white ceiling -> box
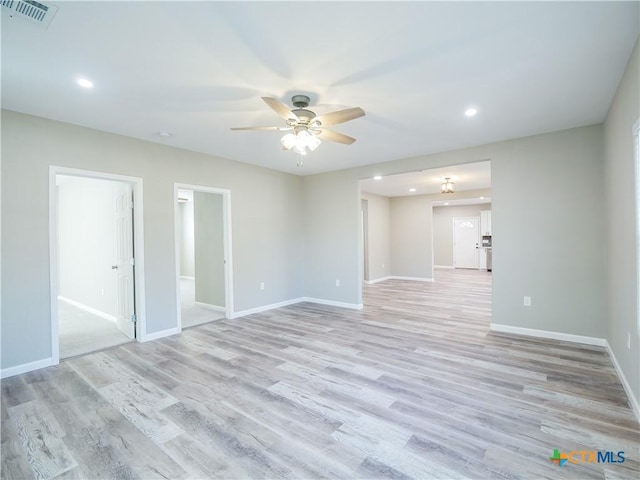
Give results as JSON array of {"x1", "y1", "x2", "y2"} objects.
[
  {"x1": 360, "y1": 161, "x2": 491, "y2": 198},
  {"x1": 2, "y1": 2, "x2": 638, "y2": 176}
]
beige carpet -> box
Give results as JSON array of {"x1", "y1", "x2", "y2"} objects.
[
  {"x1": 58, "y1": 300, "x2": 132, "y2": 359},
  {"x1": 180, "y1": 278, "x2": 225, "y2": 328}
]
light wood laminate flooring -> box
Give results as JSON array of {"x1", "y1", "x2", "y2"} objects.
[{"x1": 2, "y1": 268, "x2": 639, "y2": 479}]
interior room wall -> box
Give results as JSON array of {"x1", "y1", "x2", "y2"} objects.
[
  {"x1": 390, "y1": 196, "x2": 433, "y2": 279},
  {"x1": 1, "y1": 110, "x2": 304, "y2": 372},
  {"x1": 0, "y1": 114, "x2": 616, "y2": 383},
  {"x1": 388, "y1": 189, "x2": 492, "y2": 279},
  {"x1": 194, "y1": 191, "x2": 225, "y2": 308},
  {"x1": 303, "y1": 170, "x2": 362, "y2": 306},
  {"x1": 603, "y1": 38, "x2": 639, "y2": 408},
  {"x1": 361, "y1": 192, "x2": 391, "y2": 282},
  {"x1": 179, "y1": 200, "x2": 195, "y2": 277},
  {"x1": 433, "y1": 203, "x2": 492, "y2": 267},
  {"x1": 304, "y1": 125, "x2": 606, "y2": 341},
  {"x1": 57, "y1": 176, "x2": 120, "y2": 317}
]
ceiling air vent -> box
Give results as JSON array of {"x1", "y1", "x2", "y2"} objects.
[{"x1": 1, "y1": 0, "x2": 58, "y2": 29}]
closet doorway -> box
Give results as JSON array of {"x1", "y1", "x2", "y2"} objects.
[
  {"x1": 50, "y1": 167, "x2": 147, "y2": 361},
  {"x1": 174, "y1": 184, "x2": 233, "y2": 329}
]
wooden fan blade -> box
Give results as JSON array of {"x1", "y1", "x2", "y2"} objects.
[
  {"x1": 314, "y1": 129, "x2": 356, "y2": 145},
  {"x1": 262, "y1": 97, "x2": 298, "y2": 122},
  {"x1": 230, "y1": 126, "x2": 292, "y2": 131},
  {"x1": 315, "y1": 107, "x2": 365, "y2": 126}
]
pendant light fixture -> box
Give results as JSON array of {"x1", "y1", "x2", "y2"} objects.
[{"x1": 441, "y1": 177, "x2": 455, "y2": 194}]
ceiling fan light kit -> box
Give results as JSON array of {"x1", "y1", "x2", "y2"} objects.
[
  {"x1": 281, "y1": 129, "x2": 321, "y2": 155},
  {"x1": 232, "y1": 94, "x2": 365, "y2": 159}
]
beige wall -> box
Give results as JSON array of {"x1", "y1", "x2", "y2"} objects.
[
  {"x1": 194, "y1": 192, "x2": 225, "y2": 308},
  {"x1": 387, "y1": 188, "x2": 491, "y2": 278},
  {"x1": 303, "y1": 170, "x2": 362, "y2": 305},
  {"x1": 433, "y1": 203, "x2": 492, "y2": 267},
  {"x1": 390, "y1": 196, "x2": 433, "y2": 279},
  {"x1": 362, "y1": 190, "x2": 492, "y2": 277},
  {"x1": 305, "y1": 125, "x2": 606, "y2": 339},
  {"x1": 604, "y1": 38, "x2": 640, "y2": 408},
  {"x1": 179, "y1": 201, "x2": 195, "y2": 277},
  {"x1": 361, "y1": 193, "x2": 391, "y2": 281},
  {"x1": 1, "y1": 110, "x2": 305, "y2": 370}
]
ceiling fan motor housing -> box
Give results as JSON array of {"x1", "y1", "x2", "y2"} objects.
[
  {"x1": 292, "y1": 109, "x2": 317, "y2": 125},
  {"x1": 291, "y1": 94, "x2": 311, "y2": 108}
]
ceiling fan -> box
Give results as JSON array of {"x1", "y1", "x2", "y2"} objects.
[{"x1": 231, "y1": 95, "x2": 365, "y2": 155}]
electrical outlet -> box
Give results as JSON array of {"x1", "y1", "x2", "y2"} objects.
[
  {"x1": 101, "y1": 288, "x2": 105, "y2": 296},
  {"x1": 523, "y1": 296, "x2": 531, "y2": 307},
  {"x1": 260, "y1": 282, "x2": 265, "y2": 291},
  {"x1": 628, "y1": 332, "x2": 631, "y2": 350},
  {"x1": 336, "y1": 279, "x2": 341, "y2": 287}
]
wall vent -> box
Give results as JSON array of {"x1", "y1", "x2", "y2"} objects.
[{"x1": 1, "y1": 0, "x2": 58, "y2": 29}]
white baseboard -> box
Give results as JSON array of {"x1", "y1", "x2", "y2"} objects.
[
  {"x1": 194, "y1": 301, "x2": 226, "y2": 312},
  {"x1": 231, "y1": 296, "x2": 364, "y2": 319},
  {"x1": 489, "y1": 324, "x2": 638, "y2": 422},
  {"x1": 58, "y1": 296, "x2": 117, "y2": 323},
  {"x1": 388, "y1": 276, "x2": 434, "y2": 282},
  {"x1": 141, "y1": 327, "x2": 180, "y2": 342},
  {"x1": 1, "y1": 357, "x2": 56, "y2": 379},
  {"x1": 364, "y1": 276, "x2": 392, "y2": 285},
  {"x1": 489, "y1": 323, "x2": 607, "y2": 346},
  {"x1": 605, "y1": 341, "x2": 640, "y2": 422},
  {"x1": 230, "y1": 298, "x2": 305, "y2": 319},
  {"x1": 434, "y1": 265, "x2": 454, "y2": 269},
  {"x1": 365, "y1": 276, "x2": 434, "y2": 284},
  {"x1": 303, "y1": 297, "x2": 363, "y2": 310},
  {"x1": 180, "y1": 275, "x2": 195, "y2": 280}
]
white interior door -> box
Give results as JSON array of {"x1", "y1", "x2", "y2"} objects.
[
  {"x1": 115, "y1": 184, "x2": 136, "y2": 339},
  {"x1": 453, "y1": 217, "x2": 480, "y2": 269}
]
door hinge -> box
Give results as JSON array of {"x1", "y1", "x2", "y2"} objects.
[
  {"x1": 130, "y1": 314, "x2": 137, "y2": 323},
  {"x1": 130, "y1": 258, "x2": 135, "y2": 266}
]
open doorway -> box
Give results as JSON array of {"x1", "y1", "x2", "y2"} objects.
[
  {"x1": 432, "y1": 200, "x2": 492, "y2": 271},
  {"x1": 359, "y1": 161, "x2": 491, "y2": 283},
  {"x1": 174, "y1": 184, "x2": 233, "y2": 329},
  {"x1": 358, "y1": 161, "x2": 492, "y2": 320},
  {"x1": 54, "y1": 174, "x2": 138, "y2": 358}
]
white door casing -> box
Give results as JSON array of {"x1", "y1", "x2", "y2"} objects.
[
  {"x1": 49, "y1": 166, "x2": 147, "y2": 369},
  {"x1": 453, "y1": 217, "x2": 480, "y2": 269},
  {"x1": 115, "y1": 183, "x2": 136, "y2": 339}
]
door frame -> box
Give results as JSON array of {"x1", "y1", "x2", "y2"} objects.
[
  {"x1": 49, "y1": 166, "x2": 147, "y2": 364},
  {"x1": 452, "y1": 216, "x2": 480, "y2": 269},
  {"x1": 173, "y1": 183, "x2": 234, "y2": 330},
  {"x1": 361, "y1": 199, "x2": 369, "y2": 283}
]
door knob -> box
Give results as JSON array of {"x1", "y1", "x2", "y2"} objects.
[{"x1": 111, "y1": 265, "x2": 118, "y2": 270}]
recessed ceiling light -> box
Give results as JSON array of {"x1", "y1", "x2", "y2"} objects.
[
  {"x1": 464, "y1": 107, "x2": 478, "y2": 117},
  {"x1": 409, "y1": 188, "x2": 416, "y2": 192},
  {"x1": 480, "y1": 196, "x2": 485, "y2": 199},
  {"x1": 374, "y1": 175, "x2": 382, "y2": 180},
  {"x1": 76, "y1": 78, "x2": 94, "y2": 89},
  {"x1": 157, "y1": 131, "x2": 173, "y2": 138},
  {"x1": 444, "y1": 202, "x2": 450, "y2": 206}
]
